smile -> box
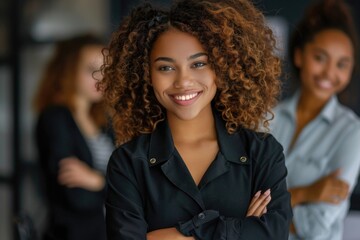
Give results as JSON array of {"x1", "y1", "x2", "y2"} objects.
[
  {"x1": 173, "y1": 92, "x2": 199, "y2": 101},
  {"x1": 316, "y1": 78, "x2": 334, "y2": 90}
]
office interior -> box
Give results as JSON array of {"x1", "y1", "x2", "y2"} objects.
[{"x1": 1, "y1": 0, "x2": 359, "y2": 239}]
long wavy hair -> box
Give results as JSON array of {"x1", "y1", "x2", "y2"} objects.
[
  {"x1": 33, "y1": 34, "x2": 108, "y2": 127},
  {"x1": 100, "y1": 0, "x2": 282, "y2": 145}
]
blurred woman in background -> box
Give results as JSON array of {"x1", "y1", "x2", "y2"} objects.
[
  {"x1": 271, "y1": 0, "x2": 360, "y2": 239},
  {"x1": 33, "y1": 34, "x2": 114, "y2": 240}
]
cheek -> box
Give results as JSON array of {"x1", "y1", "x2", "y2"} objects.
[
  {"x1": 79, "y1": 74, "x2": 98, "y2": 94},
  {"x1": 201, "y1": 72, "x2": 217, "y2": 88},
  {"x1": 151, "y1": 73, "x2": 173, "y2": 92},
  {"x1": 300, "y1": 63, "x2": 321, "y2": 79},
  {"x1": 152, "y1": 81, "x2": 170, "y2": 98},
  {"x1": 339, "y1": 72, "x2": 352, "y2": 86},
  {"x1": 306, "y1": 60, "x2": 322, "y2": 73}
]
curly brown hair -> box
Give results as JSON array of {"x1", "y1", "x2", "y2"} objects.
[
  {"x1": 100, "y1": 0, "x2": 281, "y2": 144},
  {"x1": 33, "y1": 34, "x2": 108, "y2": 127}
]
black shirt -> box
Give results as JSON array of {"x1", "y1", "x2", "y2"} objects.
[{"x1": 106, "y1": 111, "x2": 292, "y2": 239}]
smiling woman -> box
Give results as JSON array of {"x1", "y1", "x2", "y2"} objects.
[
  {"x1": 99, "y1": 0, "x2": 292, "y2": 239},
  {"x1": 270, "y1": 0, "x2": 360, "y2": 239}
]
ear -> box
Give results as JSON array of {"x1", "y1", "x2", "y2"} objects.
[{"x1": 294, "y1": 48, "x2": 303, "y2": 68}]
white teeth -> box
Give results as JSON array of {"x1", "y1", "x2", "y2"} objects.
[
  {"x1": 317, "y1": 79, "x2": 333, "y2": 89},
  {"x1": 174, "y1": 92, "x2": 198, "y2": 101}
]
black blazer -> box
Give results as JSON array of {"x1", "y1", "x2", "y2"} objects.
[
  {"x1": 106, "y1": 110, "x2": 292, "y2": 239},
  {"x1": 36, "y1": 105, "x2": 109, "y2": 240}
]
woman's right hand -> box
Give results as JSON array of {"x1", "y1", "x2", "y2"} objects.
[
  {"x1": 58, "y1": 157, "x2": 105, "y2": 191},
  {"x1": 246, "y1": 189, "x2": 271, "y2": 217},
  {"x1": 305, "y1": 169, "x2": 349, "y2": 204},
  {"x1": 290, "y1": 169, "x2": 349, "y2": 206}
]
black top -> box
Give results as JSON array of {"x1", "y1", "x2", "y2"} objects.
[
  {"x1": 36, "y1": 105, "x2": 111, "y2": 240},
  {"x1": 106, "y1": 111, "x2": 292, "y2": 239}
]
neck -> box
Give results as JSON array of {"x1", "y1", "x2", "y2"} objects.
[
  {"x1": 297, "y1": 90, "x2": 329, "y2": 120},
  {"x1": 74, "y1": 95, "x2": 91, "y2": 119},
  {"x1": 72, "y1": 95, "x2": 100, "y2": 137},
  {"x1": 168, "y1": 105, "x2": 217, "y2": 144}
]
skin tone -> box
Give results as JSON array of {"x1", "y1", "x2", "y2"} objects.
[
  {"x1": 288, "y1": 29, "x2": 354, "y2": 233},
  {"x1": 146, "y1": 28, "x2": 271, "y2": 240},
  {"x1": 57, "y1": 45, "x2": 106, "y2": 192}
]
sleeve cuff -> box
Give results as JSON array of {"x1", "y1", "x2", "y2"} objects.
[{"x1": 176, "y1": 210, "x2": 220, "y2": 236}]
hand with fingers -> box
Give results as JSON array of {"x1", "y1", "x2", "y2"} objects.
[
  {"x1": 290, "y1": 168, "x2": 349, "y2": 207},
  {"x1": 305, "y1": 169, "x2": 349, "y2": 204},
  {"x1": 246, "y1": 189, "x2": 271, "y2": 217},
  {"x1": 58, "y1": 157, "x2": 105, "y2": 192},
  {"x1": 146, "y1": 189, "x2": 273, "y2": 239}
]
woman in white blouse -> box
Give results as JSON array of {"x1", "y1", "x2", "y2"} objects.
[{"x1": 271, "y1": 0, "x2": 360, "y2": 239}]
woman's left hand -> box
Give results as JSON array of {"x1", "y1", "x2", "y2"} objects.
[{"x1": 246, "y1": 189, "x2": 271, "y2": 217}]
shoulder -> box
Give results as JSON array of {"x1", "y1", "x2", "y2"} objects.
[
  {"x1": 228, "y1": 128, "x2": 286, "y2": 172},
  {"x1": 36, "y1": 106, "x2": 76, "y2": 139},
  {"x1": 335, "y1": 104, "x2": 360, "y2": 125},
  {"x1": 273, "y1": 96, "x2": 292, "y2": 113},
  {"x1": 109, "y1": 134, "x2": 151, "y2": 168},
  {"x1": 238, "y1": 128, "x2": 282, "y2": 146},
  {"x1": 36, "y1": 106, "x2": 75, "y2": 139},
  {"x1": 37, "y1": 105, "x2": 72, "y2": 123},
  {"x1": 271, "y1": 97, "x2": 296, "y2": 126},
  {"x1": 238, "y1": 128, "x2": 284, "y2": 158},
  {"x1": 333, "y1": 104, "x2": 360, "y2": 136}
]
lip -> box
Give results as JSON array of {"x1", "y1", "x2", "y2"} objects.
[
  {"x1": 170, "y1": 91, "x2": 202, "y2": 106},
  {"x1": 315, "y1": 78, "x2": 334, "y2": 90}
]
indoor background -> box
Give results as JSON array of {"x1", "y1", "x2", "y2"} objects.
[{"x1": 1, "y1": 0, "x2": 359, "y2": 239}]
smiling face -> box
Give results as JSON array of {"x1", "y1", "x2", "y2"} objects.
[
  {"x1": 295, "y1": 29, "x2": 354, "y2": 102},
  {"x1": 150, "y1": 28, "x2": 217, "y2": 121}
]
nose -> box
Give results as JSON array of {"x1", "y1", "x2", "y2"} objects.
[
  {"x1": 174, "y1": 68, "x2": 194, "y2": 89},
  {"x1": 323, "y1": 61, "x2": 336, "y2": 79}
]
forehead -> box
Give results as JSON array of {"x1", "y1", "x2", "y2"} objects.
[
  {"x1": 308, "y1": 29, "x2": 354, "y2": 58},
  {"x1": 150, "y1": 29, "x2": 206, "y2": 59}
]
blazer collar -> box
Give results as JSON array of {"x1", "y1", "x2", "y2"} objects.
[{"x1": 148, "y1": 110, "x2": 249, "y2": 167}]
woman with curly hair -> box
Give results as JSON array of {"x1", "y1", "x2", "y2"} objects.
[
  {"x1": 270, "y1": 0, "x2": 360, "y2": 239},
  {"x1": 101, "y1": 0, "x2": 292, "y2": 239},
  {"x1": 33, "y1": 34, "x2": 114, "y2": 240}
]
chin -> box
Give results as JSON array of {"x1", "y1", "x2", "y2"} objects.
[
  {"x1": 313, "y1": 90, "x2": 333, "y2": 102},
  {"x1": 91, "y1": 96, "x2": 103, "y2": 103}
]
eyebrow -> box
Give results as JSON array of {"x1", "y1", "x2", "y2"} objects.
[
  {"x1": 154, "y1": 52, "x2": 208, "y2": 62},
  {"x1": 315, "y1": 47, "x2": 353, "y2": 62},
  {"x1": 188, "y1": 52, "x2": 208, "y2": 60}
]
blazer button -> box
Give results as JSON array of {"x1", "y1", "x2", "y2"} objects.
[
  {"x1": 198, "y1": 212, "x2": 205, "y2": 219},
  {"x1": 149, "y1": 158, "x2": 157, "y2": 164},
  {"x1": 239, "y1": 156, "x2": 247, "y2": 163}
]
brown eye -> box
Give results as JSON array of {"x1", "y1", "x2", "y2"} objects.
[
  {"x1": 159, "y1": 66, "x2": 174, "y2": 71},
  {"x1": 192, "y1": 62, "x2": 207, "y2": 68},
  {"x1": 337, "y1": 61, "x2": 350, "y2": 70},
  {"x1": 314, "y1": 54, "x2": 326, "y2": 63}
]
